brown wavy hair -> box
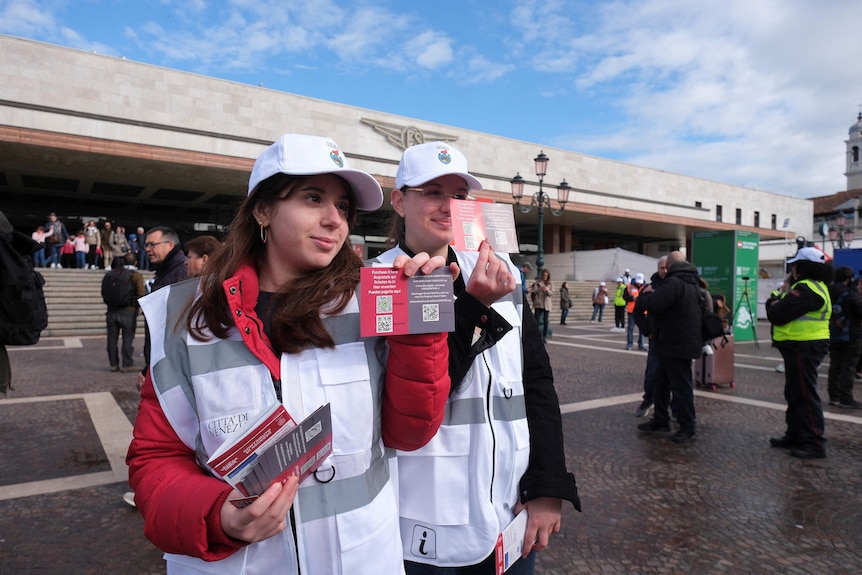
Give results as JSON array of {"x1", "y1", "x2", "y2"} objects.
[{"x1": 186, "y1": 173, "x2": 361, "y2": 353}]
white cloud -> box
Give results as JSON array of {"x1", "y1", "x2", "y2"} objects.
[
  {"x1": 0, "y1": 0, "x2": 57, "y2": 37},
  {"x1": 403, "y1": 30, "x2": 453, "y2": 70},
  {"x1": 514, "y1": 0, "x2": 862, "y2": 197}
]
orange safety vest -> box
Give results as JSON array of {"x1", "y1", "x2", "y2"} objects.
[{"x1": 625, "y1": 284, "x2": 640, "y2": 313}]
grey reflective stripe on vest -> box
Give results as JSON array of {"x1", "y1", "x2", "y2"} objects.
[
  {"x1": 443, "y1": 395, "x2": 526, "y2": 425},
  {"x1": 151, "y1": 279, "x2": 200, "y2": 416},
  {"x1": 186, "y1": 339, "x2": 262, "y2": 375},
  {"x1": 802, "y1": 280, "x2": 830, "y2": 320},
  {"x1": 492, "y1": 394, "x2": 527, "y2": 421},
  {"x1": 298, "y1": 441, "x2": 389, "y2": 522},
  {"x1": 322, "y1": 312, "x2": 362, "y2": 346}
]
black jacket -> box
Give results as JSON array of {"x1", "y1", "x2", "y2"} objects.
[
  {"x1": 633, "y1": 270, "x2": 665, "y2": 336},
  {"x1": 828, "y1": 281, "x2": 862, "y2": 341},
  {"x1": 151, "y1": 244, "x2": 188, "y2": 292},
  {"x1": 637, "y1": 261, "x2": 703, "y2": 359}
]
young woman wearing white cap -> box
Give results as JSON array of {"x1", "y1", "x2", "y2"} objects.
[
  {"x1": 127, "y1": 134, "x2": 452, "y2": 575},
  {"x1": 374, "y1": 141, "x2": 580, "y2": 575}
]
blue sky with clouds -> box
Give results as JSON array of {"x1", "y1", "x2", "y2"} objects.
[{"x1": 2, "y1": 0, "x2": 861, "y2": 198}]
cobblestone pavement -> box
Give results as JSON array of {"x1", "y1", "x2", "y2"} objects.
[{"x1": 2, "y1": 322, "x2": 861, "y2": 574}]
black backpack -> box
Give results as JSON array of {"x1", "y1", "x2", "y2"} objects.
[
  {"x1": 102, "y1": 268, "x2": 136, "y2": 308},
  {"x1": 0, "y1": 230, "x2": 48, "y2": 346},
  {"x1": 830, "y1": 287, "x2": 851, "y2": 343}
]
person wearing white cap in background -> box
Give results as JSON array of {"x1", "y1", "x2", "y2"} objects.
[
  {"x1": 622, "y1": 268, "x2": 633, "y2": 285},
  {"x1": 766, "y1": 246, "x2": 833, "y2": 459},
  {"x1": 374, "y1": 141, "x2": 580, "y2": 575},
  {"x1": 126, "y1": 133, "x2": 454, "y2": 575},
  {"x1": 590, "y1": 280, "x2": 608, "y2": 323},
  {"x1": 623, "y1": 273, "x2": 647, "y2": 351}
]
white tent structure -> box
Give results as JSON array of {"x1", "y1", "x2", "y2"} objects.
[{"x1": 516, "y1": 248, "x2": 659, "y2": 282}]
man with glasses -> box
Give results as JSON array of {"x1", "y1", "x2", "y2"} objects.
[{"x1": 124, "y1": 226, "x2": 187, "y2": 508}]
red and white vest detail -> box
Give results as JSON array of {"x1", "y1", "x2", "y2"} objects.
[{"x1": 140, "y1": 278, "x2": 405, "y2": 575}]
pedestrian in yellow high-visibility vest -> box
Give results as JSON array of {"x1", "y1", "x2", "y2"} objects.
[{"x1": 766, "y1": 247, "x2": 832, "y2": 459}]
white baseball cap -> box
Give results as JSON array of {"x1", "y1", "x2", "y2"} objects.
[
  {"x1": 599, "y1": 281, "x2": 606, "y2": 286},
  {"x1": 634, "y1": 273, "x2": 645, "y2": 284},
  {"x1": 395, "y1": 141, "x2": 483, "y2": 191},
  {"x1": 787, "y1": 247, "x2": 827, "y2": 264},
  {"x1": 248, "y1": 134, "x2": 383, "y2": 211}
]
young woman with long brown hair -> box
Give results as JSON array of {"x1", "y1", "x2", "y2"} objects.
[{"x1": 127, "y1": 134, "x2": 452, "y2": 575}]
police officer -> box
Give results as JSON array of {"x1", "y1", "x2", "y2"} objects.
[{"x1": 766, "y1": 247, "x2": 833, "y2": 459}]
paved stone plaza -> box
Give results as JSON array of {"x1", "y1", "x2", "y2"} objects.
[{"x1": 2, "y1": 321, "x2": 861, "y2": 574}]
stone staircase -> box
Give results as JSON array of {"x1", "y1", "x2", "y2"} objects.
[
  {"x1": 39, "y1": 267, "x2": 154, "y2": 337},
  {"x1": 528, "y1": 281, "x2": 607, "y2": 324},
  {"x1": 38, "y1": 271, "x2": 604, "y2": 338}
]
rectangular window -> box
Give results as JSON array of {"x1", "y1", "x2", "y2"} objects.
[
  {"x1": 716, "y1": 205, "x2": 723, "y2": 223},
  {"x1": 695, "y1": 201, "x2": 702, "y2": 208},
  {"x1": 754, "y1": 211, "x2": 760, "y2": 227},
  {"x1": 735, "y1": 208, "x2": 742, "y2": 225},
  {"x1": 771, "y1": 214, "x2": 777, "y2": 230}
]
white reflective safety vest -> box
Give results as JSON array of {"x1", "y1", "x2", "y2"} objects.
[
  {"x1": 140, "y1": 278, "x2": 405, "y2": 575},
  {"x1": 374, "y1": 247, "x2": 530, "y2": 566}
]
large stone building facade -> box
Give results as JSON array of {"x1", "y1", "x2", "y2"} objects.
[{"x1": 1, "y1": 34, "x2": 811, "y2": 268}]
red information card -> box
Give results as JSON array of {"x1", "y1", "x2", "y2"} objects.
[
  {"x1": 450, "y1": 199, "x2": 519, "y2": 253},
  {"x1": 359, "y1": 267, "x2": 455, "y2": 337}
]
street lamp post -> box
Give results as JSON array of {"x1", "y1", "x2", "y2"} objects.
[
  {"x1": 828, "y1": 212, "x2": 855, "y2": 249},
  {"x1": 510, "y1": 151, "x2": 570, "y2": 278}
]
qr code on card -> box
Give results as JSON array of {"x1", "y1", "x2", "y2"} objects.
[
  {"x1": 494, "y1": 231, "x2": 508, "y2": 245},
  {"x1": 376, "y1": 315, "x2": 393, "y2": 333},
  {"x1": 464, "y1": 236, "x2": 477, "y2": 250},
  {"x1": 422, "y1": 304, "x2": 439, "y2": 323},
  {"x1": 376, "y1": 295, "x2": 392, "y2": 314}
]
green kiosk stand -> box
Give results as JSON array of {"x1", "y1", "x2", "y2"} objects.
[{"x1": 691, "y1": 230, "x2": 760, "y2": 344}]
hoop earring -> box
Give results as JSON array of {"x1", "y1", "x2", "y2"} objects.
[{"x1": 259, "y1": 223, "x2": 268, "y2": 244}]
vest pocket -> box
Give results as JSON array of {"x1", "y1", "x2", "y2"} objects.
[
  {"x1": 398, "y1": 424, "x2": 471, "y2": 525},
  {"x1": 314, "y1": 343, "x2": 373, "y2": 455}
]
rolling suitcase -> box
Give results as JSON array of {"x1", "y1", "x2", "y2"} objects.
[{"x1": 695, "y1": 334, "x2": 735, "y2": 390}]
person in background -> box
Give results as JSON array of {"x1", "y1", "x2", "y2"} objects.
[
  {"x1": 127, "y1": 233, "x2": 140, "y2": 268},
  {"x1": 73, "y1": 229, "x2": 88, "y2": 269},
  {"x1": 520, "y1": 261, "x2": 533, "y2": 307},
  {"x1": 100, "y1": 221, "x2": 114, "y2": 270},
  {"x1": 377, "y1": 141, "x2": 579, "y2": 575},
  {"x1": 85, "y1": 220, "x2": 100, "y2": 269},
  {"x1": 136, "y1": 227, "x2": 149, "y2": 271},
  {"x1": 183, "y1": 235, "x2": 221, "y2": 277},
  {"x1": 45, "y1": 212, "x2": 69, "y2": 268},
  {"x1": 633, "y1": 256, "x2": 668, "y2": 417},
  {"x1": 126, "y1": 133, "x2": 451, "y2": 574},
  {"x1": 1, "y1": 209, "x2": 48, "y2": 395},
  {"x1": 110, "y1": 226, "x2": 131, "y2": 268},
  {"x1": 559, "y1": 281, "x2": 571, "y2": 325},
  {"x1": 590, "y1": 281, "x2": 608, "y2": 323},
  {"x1": 101, "y1": 254, "x2": 146, "y2": 372},
  {"x1": 60, "y1": 235, "x2": 76, "y2": 269},
  {"x1": 30, "y1": 225, "x2": 50, "y2": 268},
  {"x1": 612, "y1": 277, "x2": 627, "y2": 333},
  {"x1": 713, "y1": 293, "x2": 732, "y2": 332},
  {"x1": 636, "y1": 251, "x2": 703, "y2": 444},
  {"x1": 135, "y1": 226, "x2": 188, "y2": 392},
  {"x1": 530, "y1": 269, "x2": 554, "y2": 343},
  {"x1": 766, "y1": 247, "x2": 832, "y2": 459},
  {"x1": 622, "y1": 268, "x2": 633, "y2": 285},
  {"x1": 624, "y1": 273, "x2": 647, "y2": 351},
  {"x1": 826, "y1": 266, "x2": 862, "y2": 409}
]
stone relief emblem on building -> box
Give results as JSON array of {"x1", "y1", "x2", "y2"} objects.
[{"x1": 360, "y1": 118, "x2": 459, "y2": 150}]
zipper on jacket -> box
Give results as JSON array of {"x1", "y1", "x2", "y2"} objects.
[{"x1": 482, "y1": 352, "x2": 496, "y2": 503}]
